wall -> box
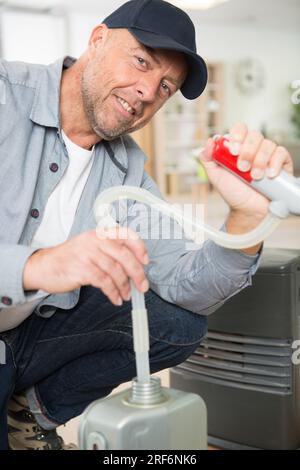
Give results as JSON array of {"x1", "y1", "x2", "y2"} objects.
[
  {"x1": 67, "y1": 11, "x2": 111, "y2": 58},
  {"x1": 1, "y1": 11, "x2": 66, "y2": 64},
  {"x1": 192, "y1": 21, "x2": 300, "y2": 139}
]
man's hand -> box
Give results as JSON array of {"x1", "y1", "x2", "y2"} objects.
[
  {"x1": 23, "y1": 227, "x2": 149, "y2": 306},
  {"x1": 199, "y1": 122, "x2": 294, "y2": 254}
]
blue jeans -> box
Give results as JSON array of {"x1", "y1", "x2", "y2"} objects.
[{"x1": 0, "y1": 287, "x2": 207, "y2": 450}]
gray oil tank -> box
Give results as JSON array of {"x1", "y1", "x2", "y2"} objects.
[{"x1": 79, "y1": 377, "x2": 207, "y2": 450}]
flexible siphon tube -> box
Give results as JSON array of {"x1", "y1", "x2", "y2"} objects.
[
  {"x1": 93, "y1": 185, "x2": 283, "y2": 386},
  {"x1": 130, "y1": 280, "x2": 150, "y2": 383},
  {"x1": 94, "y1": 186, "x2": 282, "y2": 250}
]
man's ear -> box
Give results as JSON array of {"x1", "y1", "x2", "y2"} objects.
[{"x1": 88, "y1": 24, "x2": 110, "y2": 58}]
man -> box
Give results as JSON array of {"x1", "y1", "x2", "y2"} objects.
[{"x1": 0, "y1": 0, "x2": 293, "y2": 450}]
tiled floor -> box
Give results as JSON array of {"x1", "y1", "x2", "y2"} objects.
[{"x1": 58, "y1": 190, "x2": 300, "y2": 447}]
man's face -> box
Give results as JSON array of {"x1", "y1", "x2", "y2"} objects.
[{"x1": 81, "y1": 27, "x2": 188, "y2": 140}]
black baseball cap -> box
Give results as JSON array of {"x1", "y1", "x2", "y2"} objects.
[{"x1": 103, "y1": 0, "x2": 208, "y2": 100}]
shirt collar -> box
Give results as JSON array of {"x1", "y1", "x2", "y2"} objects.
[{"x1": 30, "y1": 56, "x2": 76, "y2": 128}]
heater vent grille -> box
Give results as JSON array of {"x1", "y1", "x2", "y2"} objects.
[{"x1": 177, "y1": 331, "x2": 293, "y2": 395}]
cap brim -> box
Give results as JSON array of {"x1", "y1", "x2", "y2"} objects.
[{"x1": 128, "y1": 28, "x2": 208, "y2": 100}]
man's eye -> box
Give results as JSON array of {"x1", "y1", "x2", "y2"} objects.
[
  {"x1": 136, "y1": 57, "x2": 147, "y2": 67},
  {"x1": 161, "y1": 82, "x2": 170, "y2": 95}
]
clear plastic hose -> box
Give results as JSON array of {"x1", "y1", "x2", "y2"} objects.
[
  {"x1": 130, "y1": 280, "x2": 150, "y2": 383},
  {"x1": 94, "y1": 186, "x2": 282, "y2": 250}
]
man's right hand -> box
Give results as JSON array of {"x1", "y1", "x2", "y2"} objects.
[{"x1": 23, "y1": 227, "x2": 150, "y2": 306}]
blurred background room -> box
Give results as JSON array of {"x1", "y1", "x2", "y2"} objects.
[{"x1": 1, "y1": 0, "x2": 299, "y2": 444}]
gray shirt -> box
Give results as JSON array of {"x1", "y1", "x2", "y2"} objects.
[{"x1": 0, "y1": 56, "x2": 261, "y2": 332}]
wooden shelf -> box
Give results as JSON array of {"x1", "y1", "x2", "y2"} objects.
[
  {"x1": 165, "y1": 114, "x2": 206, "y2": 123},
  {"x1": 165, "y1": 141, "x2": 203, "y2": 149},
  {"x1": 153, "y1": 62, "x2": 225, "y2": 197}
]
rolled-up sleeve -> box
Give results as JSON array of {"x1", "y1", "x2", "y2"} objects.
[{"x1": 167, "y1": 239, "x2": 261, "y2": 315}]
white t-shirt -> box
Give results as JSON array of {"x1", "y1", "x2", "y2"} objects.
[
  {"x1": 0, "y1": 130, "x2": 95, "y2": 332},
  {"x1": 31, "y1": 130, "x2": 95, "y2": 248}
]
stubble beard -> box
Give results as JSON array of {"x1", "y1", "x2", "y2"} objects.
[{"x1": 81, "y1": 75, "x2": 139, "y2": 141}]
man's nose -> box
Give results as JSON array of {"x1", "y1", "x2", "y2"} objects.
[{"x1": 135, "y1": 74, "x2": 160, "y2": 103}]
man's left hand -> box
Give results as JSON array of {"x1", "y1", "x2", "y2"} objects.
[
  {"x1": 200, "y1": 122, "x2": 294, "y2": 218},
  {"x1": 199, "y1": 122, "x2": 294, "y2": 254}
]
